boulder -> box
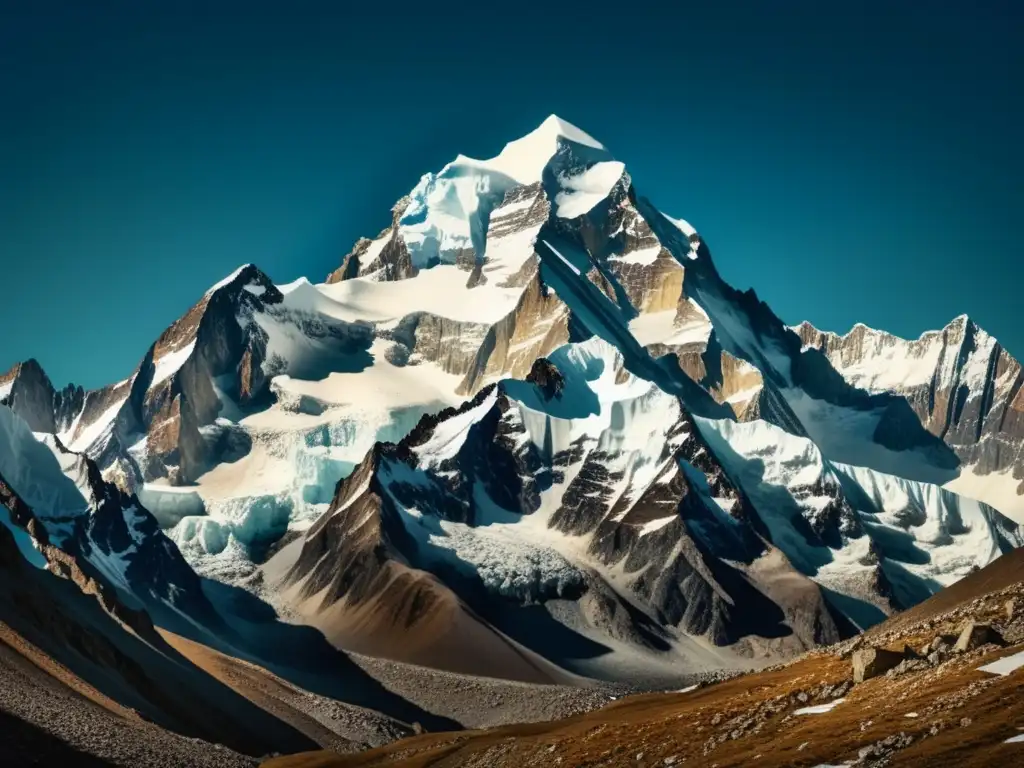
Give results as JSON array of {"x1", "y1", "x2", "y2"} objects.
[
  {"x1": 839, "y1": 635, "x2": 865, "y2": 660},
  {"x1": 953, "y1": 621, "x2": 1005, "y2": 654},
  {"x1": 1007, "y1": 599, "x2": 1016, "y2": 623},
  {"x1": 930, "y1": 635, "x2": 957, "y2": 652},
  {"x1": 853, "y1": 647, "x2": 906, "y2": 683}
]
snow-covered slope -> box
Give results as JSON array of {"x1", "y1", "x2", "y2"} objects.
[
  {"x1": 6, "y1": 114, "x2": 1022, "y2": 684},
  {"x1": 795, "y1": 318, "x2": 1024, "y2": 521},
  {"x1": 275, "y1": 336, "x2": 1020, "y2": 679}
]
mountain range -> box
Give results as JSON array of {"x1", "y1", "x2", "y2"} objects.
[{"x1": 1, "y1": 116, "x2": 1022, "y2": 762}]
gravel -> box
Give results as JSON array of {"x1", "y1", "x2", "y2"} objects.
[
  {"x1": 0, "y1": 643, "x2": 258, "y2": 767},
  {"x1": 349, "y1": 652, "x2": 640, "y2": 729}
]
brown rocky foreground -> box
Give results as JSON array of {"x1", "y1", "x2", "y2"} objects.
[{"x1": 266, "y1": 552, "x2": 1024, "y2": 768}]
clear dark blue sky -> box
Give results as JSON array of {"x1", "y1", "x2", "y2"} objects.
[{"x1": 1, "y1": 1, "x2": 1021, "y2": 388}]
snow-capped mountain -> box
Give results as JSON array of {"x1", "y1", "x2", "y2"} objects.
[{"x1": 2, "y1": 115, "x2": 1021, "y2": 684}]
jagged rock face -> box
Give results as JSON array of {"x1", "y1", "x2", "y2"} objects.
[
  {"x1": 0, "y1": 404, "x2": 221, "y2": 625},
  {"x1": 52, "y1": 265, "x2": 375, "y2": 490},
  {"x1": 796, "y1": 317, "x2": 1024, "y2": 512},
  {"x1": 0, "y1": 359, "x2": 60, "y2": 433},
  {"x1": 281, "y1": 353, "x2": 855, "y2": 672},
  {"x1": 0, "y1": 468, "x2": 158, "y2": 639},
  {"x1": 74, "y1": 457, "x2": 215, "y2": 621}
]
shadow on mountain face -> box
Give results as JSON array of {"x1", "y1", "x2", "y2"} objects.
[
  {"x1": 819, "y1": 585, "x2": 888, "y2": 633},
  {"x1": 0, "y1": 710, "x2": 114, "y2": 767},
  {"x1": 190, "y1": 578, "x2": 462, "y2": 733},
  {"x1": 633, "y1": 197, "x2": 962, "y2": 481},
  {"x1": 482, "y1": 601, "x2": 618, "y2": 671},
  {"x1": 794, "y1": 346, "x2": 962, "y2": 472},
  {"x1": 534, "y1": 236, "x2": 733, "y2": 423},
  {"x1": 879, "y1": 559, "x2": 944, "y2": 611}
]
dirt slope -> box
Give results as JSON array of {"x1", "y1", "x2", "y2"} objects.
[{"x1": 264, "y1": 552, "x2": 1024, "y2": 768}]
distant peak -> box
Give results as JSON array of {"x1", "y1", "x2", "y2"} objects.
[{"x1": 2, "y1": 358, "x2": 49, "y2": 381}]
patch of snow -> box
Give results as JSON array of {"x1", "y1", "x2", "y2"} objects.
[
  {"x1": 356, "y1": 234, "x2": 391, "y2": 272},
  {"x1": 794, "y1": 698, "x2": 846, "y2": 715},
  {"x1": 627, "y1": 309, "x2": 712, "y2": 350},
  {"x1": 639, "y1": 514, "x2": 678, "y2": 536},
  {"x1": 316, "y1": 265, "x2": 522, "y2": 325},
  {"x1": 151, "y1": 341, "x2": 196, "y2": 386},
  {"x1": 945, "y1": 467, "x2": 1024, "y2": 524},
  {"x1": 66, "y1": 398, "x2": 126, "y2": 453},
  {"x1": 611, "y1": 244, "x2": 663, "y2": 266},
  {"x1": 541, "y1": 239, "x2": 582, "y2": 276},
  {"x1": 978, "y1": 650, "x2": 1024, "y2": 676},
  {"x1": 0, "y1": 406, "x2": 90, "y2": 532},
  {"x1": 206, "y1": 264, "x2": 252, "y2": 295},
  {"x1": 554, "y1": 161, "x2": 626, "y2": 219},
  {"x1": 414, "y1": 388, "x2": 500, "y2": 465},
  {"x1": 660, "y1": 213, "x2": 697, "y2": 238},
  {"x1": 725, "y1": 385, "x2": 762, "y2": 405}
]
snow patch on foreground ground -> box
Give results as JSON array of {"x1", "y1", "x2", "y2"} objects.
[
  {"x1": 978, "y1": 650, "x2": 1024, "y2": 677},
  {"x1": 794, "y1": 698, "x2": 846, "y2": 716}
]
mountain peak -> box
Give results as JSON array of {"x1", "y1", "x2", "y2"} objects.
[
  {"x1": 534, "y1": 114, "x2": 605, "y2": 150},
  {"x1": 204, "y1": 263, "x2": 273, "y2": 297},
  {"x1": 451, "y1": 114, "x2": 611, "y2": 186}
]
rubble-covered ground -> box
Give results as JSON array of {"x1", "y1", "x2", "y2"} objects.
[{"x1": 266, "y1": 555, "x2": 1024, "y2": 768}]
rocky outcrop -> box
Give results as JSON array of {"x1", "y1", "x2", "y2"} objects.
[
  {"x1": 326, "y1": 197, "x2": 415, "y2": 283},
  {"x1": 524, "y1": 358, "x2": 565, "y2": 399},
  {"x1": 456, "y1": 264, "x2": 571, "y2": 395},
  {"x1": 852, "y1": 647, "x2": 906, "y2": 683},
  {"x1": 952, "y1": 620, "x2": 1005, "y2": 653}
]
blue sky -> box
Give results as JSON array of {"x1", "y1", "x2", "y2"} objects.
[{"x1": 1, "y1": 1, "x2": 1021, "y2": 388}]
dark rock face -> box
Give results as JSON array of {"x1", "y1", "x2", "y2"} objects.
[
  {"x1": 1, "y1": 362, "x2": 98, "y2": 440},
  {"x1": 327, "y1": 197, "x2": 416, "y2": 283},
  {"x1": 525, "y1": 358, "x2": 565, "y2": 399},
  {"x1": 0, "y1": 359, "x2": 59, "y2": 433}
]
